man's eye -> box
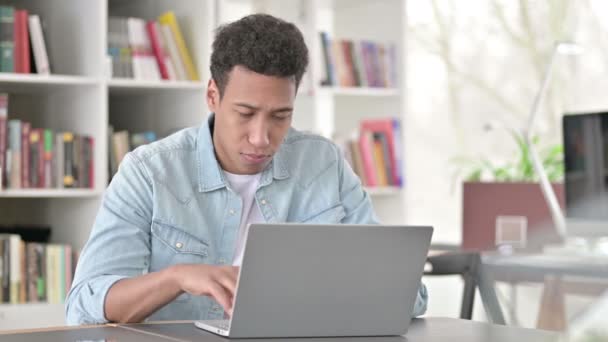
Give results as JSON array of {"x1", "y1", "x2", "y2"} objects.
[
  {"x1": 274, "y1": 114, "x2": 292, "y2": 120},
  {"x1": 239, "y1": 112, "x2": 254, "y2": 117}
]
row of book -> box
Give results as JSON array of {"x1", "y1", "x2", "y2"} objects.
[
  {"x1": 0, "y1": 6, "x2": 50, "y2": 74},
  {"x1": 0, "y1": 94, "x2": 95, "y2": 190},
  {"x1": 0, "y1": 234, "x2": 74, "y2": 304},
  {"x1": 337, "y1": 119, "x2": 403, "y2": 187},
  {"x1": 108, "y1": 11, "x2": 198, "y2": 81},
  {"x1": 319, "y1": 32, "x2": 397, "y2": 88},
  {"x1": 109, "y1": 126, "x2": 157, "y2": 177}
]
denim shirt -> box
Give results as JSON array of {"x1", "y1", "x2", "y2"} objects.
[{"x1": 65, "y1": 115, "x2": 428, "y2": 325}]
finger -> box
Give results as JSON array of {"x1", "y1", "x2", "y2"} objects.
[
  {"x1": 209, "y1": 282, "x2": 233, "y2": 314},
  {"x1": 216, "y1": 272, "x2": 237, "y2": 297}
]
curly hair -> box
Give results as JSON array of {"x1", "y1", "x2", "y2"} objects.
[{"x1": 210, "y1": 13, "x2": 309, "y2": 97}]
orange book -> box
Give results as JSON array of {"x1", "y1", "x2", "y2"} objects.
[{"x1": 372, "y1": 139, "x2": 388, "y2": 186}]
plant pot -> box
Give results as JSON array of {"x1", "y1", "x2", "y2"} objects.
[{"x1": 462, "y1": 181, "x2": 565, "y2": 252}]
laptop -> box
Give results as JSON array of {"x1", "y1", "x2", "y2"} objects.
[{"x1": 194, "y1": 223, "x2": 433, "y2": 338}]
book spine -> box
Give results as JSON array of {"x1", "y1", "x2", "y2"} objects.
[
  {"x1": 0, "y1": 93, "x2": 7, "y2": 188},
  {"x1": 14, "y1": 9, "x2": 29, "y2": 74},
  {"x1": 63, "y1": 132, "x2": 74, "y2": 188},
  {"x1": 358, "y1": 131, "x2": 377, "y2": 186},
  {"x1": 1, "y1": 238, "x2": 8, "y2": 302},
  {"x1": 158, "y1": 11, "x2": 199, "y2": 81},
  {"x1": 55, "y1": 133, "x2": 64, "y2": 188},
  {"x1": 146, "y1": 20, "x2": 169, "y2": 80},
  {"x1": 21, "y1": 121, "x2": 30, "y2": 188},
  {"x1": 7, "y1": 119, "x2": 20, "y2": 188},
  {"x1": 9, "y1": 235, "x2": 20, "y2": 304},
  {"x1": 160, "y1": 24, "x2": 186, "y2": 81},
  {"x1": 0, "y1": 6, "x2": 14, "y2": 72},
  {"x1": 87, "y1": 136, "x2": 94, "y2": 189},
  {"x1": 43, "y1": 129, "x2": 52, "y2": 188},
  {"x1": 28, "y1": 15, "x2": 50, "y2": 75}
]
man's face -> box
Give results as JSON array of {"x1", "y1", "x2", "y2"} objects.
[{"x1": 207, "y1": 65, "x2": 296, "y2": 175}]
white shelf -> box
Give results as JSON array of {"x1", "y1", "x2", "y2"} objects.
[
  {"x1": 365, "y1": 186, "x2": 402, "y2": 196},
  {"x1": 319, "y1": 87, "x2": 400, "y2": 97},
  {"x1": 0, "y1": 189, "x2": 102, "y2": 198},
  {"x1": 0, "y1": 303, "x2": 65, "y2": 330},
  {"x1": 108, "y1": 78, "x2": 206, "y2": 94},
  {"x1": 0, "y1": 74, "x2": 100, "y2": 92}
]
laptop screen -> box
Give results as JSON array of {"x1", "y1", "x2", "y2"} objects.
[{"x1": 563, "y1": 112, "x2": 608, "y2": 221}]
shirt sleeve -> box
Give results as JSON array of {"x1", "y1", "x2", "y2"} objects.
[
  {"x1": 337, "y1": 151, "x2": 429, "y2": 318},
  {"x1": 65, "y1": 153, "x2": 154, "y2": 325}
]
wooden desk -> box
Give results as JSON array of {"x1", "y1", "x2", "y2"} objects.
[{"x1": 0, "y1": 318, "x2": 560, "y2": 342}]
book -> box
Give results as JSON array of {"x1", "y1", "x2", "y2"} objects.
[
  {"x1": 127, "y1": 17, "x2": 160, "y2": 80},
  {"x1": 360, "y1": 119, "x2": 402, "y2": 186},
  {"x1": 158, "y1": 11, "x2": 199, "y2": 81},
  {"x1": 0, "y1": 6, "x2": 14, "y2": 72},
  {"x1": 146, "y1": 21, "x2": 171, "y2": 80},
  {"x1": 62, "y1": 132, "x2": 74, "y2": 188},
  {"x1": 21, "y1": 121, "x2": 30, "y2": 188},
  {"x1": 43, "y1": 129, "x2": 53, "y2": 188},
  {"x1": 8, "y1": 119, "x2": 20, "y2": 188},
  {"x1": 358, "y1": 130, "x2": 377, "y2": 187},
  {"x1": 29, "y1": 128, "x2": 44, "y2": 188},
  {"x1": 319, "y1": 32, "x2": 335, "y2": 86},
  {"x1": 0, "y1": 93, "x2": 7, "y2": 189},
  {"x1": 0, "y1": 237, "x2": 8, "y2": 302},
  {"x1": 28, "y1": 14, "x2": 50, "y2": 75},
  {"x1": 14, "y1": 9, "x2": 29, "y2": 74},
  {"x1": 160, "y1": 23, "x2": 187, "y2": 81}
]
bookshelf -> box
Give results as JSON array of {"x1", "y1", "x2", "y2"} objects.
[{"x1": 0, "y1": 0, "x2": 408, "y2": 330}]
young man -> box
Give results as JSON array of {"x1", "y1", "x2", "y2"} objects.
[{"x1": 66, "y1": 14, "x2": 428, "y2": 325}]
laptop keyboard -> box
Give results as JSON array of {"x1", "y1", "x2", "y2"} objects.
[{"x1": 206, "y1": 319, "x2": 231, "y2": 330}]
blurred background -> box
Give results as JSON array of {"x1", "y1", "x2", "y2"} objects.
[{"x1": 0, "y1": 0, "x2": 607, "y2": 339}]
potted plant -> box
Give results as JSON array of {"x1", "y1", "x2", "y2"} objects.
[{"x1": 454, "y1": 130, "x2": 565, "y2": 251}]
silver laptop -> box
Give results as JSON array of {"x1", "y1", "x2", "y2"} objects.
[{"x1": 194, "y1": 223, "x2": 433, "y2": 338}]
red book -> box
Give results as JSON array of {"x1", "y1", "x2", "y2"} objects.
[
  {"x1": 21, "y1": 121, "x2": 30, "y2": 188},
  {"x1": 13, "y1": 9, "x2": 30, "y2": 74},
  {"x1": 358, "y1": 130, "x2": 377, "y2": 187},
  {"x1": 146, "y1": 21, "x2": 169, "y2": 80},
  {"x1": 360, "y1": 119, "x2": 402, "y2": 186}
]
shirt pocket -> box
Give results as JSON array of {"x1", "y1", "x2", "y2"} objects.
[
  {"x1": 151, "y1": 220, "x2": 211, "y2": 302},
  {"x1": 299, "y1": 204, "x2": 346, "y2": 224}
]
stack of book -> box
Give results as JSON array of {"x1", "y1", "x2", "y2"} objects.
[
  {"x1": 319, "y1": 32, "x2": 397, "y2": 88},
  {"x1": 108, "y1": 11, "x2": 198, "y2": 81},
  {"x1": 337, "y1": 118, "x2": 403, "y2": 188},
  {"x1": 0, "y1": 232, "x2": 74, "y2": 304},
  {"x1": 0, "y1": 5, "x2": 50, "y2": 74},
  {"x1": 0, "y1": 93, "x2": 94, "y2": 190},
  {"x1": 108, "y1": 126, "x2": 157, "y2": 178}
]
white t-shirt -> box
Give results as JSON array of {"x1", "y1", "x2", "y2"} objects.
[{"x1": 223, "y1": 170, "x2": 265, "y2": 266}]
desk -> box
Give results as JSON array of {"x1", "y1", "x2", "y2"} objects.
[
  {"x1": 481, "y1": 253, "x2": 608, "y2": 330},
  {"x1": 0, "y1": 318, "x2": 561, "y2": 342}
]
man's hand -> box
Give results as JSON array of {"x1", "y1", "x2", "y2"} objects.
[{"x1": 174, "y1": 264, "x2": 239, "y2": 315}]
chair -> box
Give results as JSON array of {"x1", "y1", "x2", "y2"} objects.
[{"x1": 424, "y1": 245, "x2": 482, "y2": 320}]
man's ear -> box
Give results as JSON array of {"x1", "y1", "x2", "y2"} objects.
[{"x1": 207, "y1": 79, "x2": 220, "y2": 112}]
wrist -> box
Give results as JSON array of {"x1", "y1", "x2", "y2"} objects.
[{"x1": 164, "y1": 264, "x2": 185, "y2": 293}]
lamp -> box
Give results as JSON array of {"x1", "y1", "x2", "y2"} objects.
[{"x1": 524, "y1": 41, "x2": 583, "y2": 238}]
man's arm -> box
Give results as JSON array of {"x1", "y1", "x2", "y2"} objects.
[
  {"x1": 66, "y1": 153, "x2": 238, "y2": 324},
  {"x1": 336, "y1": 152, "x2": 429, "y2": 317}
]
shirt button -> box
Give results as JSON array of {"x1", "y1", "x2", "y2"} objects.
[
  {"x1": 261, "y1": 199, "x2": 267, "y2": 205},
  {"x1": 212, "y1": 305, "x2": 220, "y2": 311},
  {"x1": 229, "y1": 209, "x2": 236, "y2": 215},
  {"x1": 219, "y1": 258, "x2": 226, "y2": 264},
  {"x1": 175, "y1": 242, "x2": 183, "y2": 249}
]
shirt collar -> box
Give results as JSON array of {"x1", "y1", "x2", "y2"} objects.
[{"x1": 197, "y1": 114, "x2": 290, "y2": 193}]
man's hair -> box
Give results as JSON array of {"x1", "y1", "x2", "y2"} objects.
[{"x1": 210, "y1": 13, "x2": 309, "y2": 97}]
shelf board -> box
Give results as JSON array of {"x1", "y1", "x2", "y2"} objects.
[
  {"x1": 0, "y1": 189, "x2": 102, "y2": 198},
  {"x1": 0, "y1": 73, "x2": 100, "y2": 92},
  {"x1": 320, "y1": 87, "x2": 399, "y2": 97},
  {"x1": 108, "y1": 79, "x2": 206, "y2": 94},
  {"x1": 365, "y1": 186, "x2": 402, "y2": 195}
]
